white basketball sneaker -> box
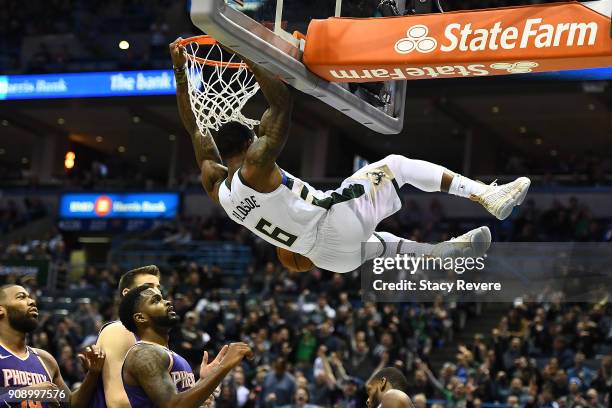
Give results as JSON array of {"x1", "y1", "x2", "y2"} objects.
[
  {"x1": 470, "y1": 177, "x2": 531, "y2": 220},
  {"x1": 432, "y1": 226, "x2": 492, "y2": 260}
]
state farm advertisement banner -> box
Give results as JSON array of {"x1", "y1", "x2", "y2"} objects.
[{"x1": 303, "y1": 2, "x2": 612, "y2": 82}]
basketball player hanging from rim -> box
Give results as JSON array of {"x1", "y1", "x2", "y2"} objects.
[{"x1": 170, "y1": 38, "x2": 531, "y2": 274}]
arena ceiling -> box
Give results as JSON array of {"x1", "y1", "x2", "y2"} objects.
[{"x1": 1, "y1": 77, "x2": 611, "y2": 179}]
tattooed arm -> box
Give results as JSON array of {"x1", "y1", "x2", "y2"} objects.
[
  {"x1": 124, "y1": 343, "x2": 252, "y2": 408},
  {"x1": 170, "y1": 38, "x2": 227, "y2": 204},
  {"x1": 240, "y1": 59, "x2": 294, "y2": 193}
]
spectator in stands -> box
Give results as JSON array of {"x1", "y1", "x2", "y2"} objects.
[
  {"x1": 74, "y1": 299, "x2": 102, "y2": 338},
  {"x1": 58, "y1": 344, "x2": 85, "y2": 387},
  {"x1": 506, "y1": 395, "x2": 520, "y2": 408},
  {"x1": 337, "y1": 377, "x2": 365, "y2": 408},
  {"x1": 263, "y1": 357, "x2": 297, "y2": 407},
  {"x1": 173, "y1": 310, "x2": 208, "y2": 367},
  {"x1": 584, "y1": 388, "x2": 605, "y2": 408},
  {"x1": 216, "y1": 379, "x2": 239, "y2": 407},
  {"x1": 507, "y1": 378, "x2": 529, "y2": 405},
  {"x1": 234, "y1": 369, "x2": 251, "y2": 407},
  {"x1": 592, "y1": 356, "x2": 611, "y2": 393},
  {"x1": 503, "y1": 338, "x2": 523, "y2": 373},
  {"x1": 567, "y1": 352, "x2": 594, "y2": 390},
  {"x1": 413, "y1": 393, "x2": 426, "y2": 408},
  {"x1": 310, "y1": 370, "x2": 336, "y2": 406},
  {"x1": 566, "y1": 377, "x2": 583, "y2": 407},
  {"x1": 551, "y1": 337, "x2": 575, "y2": 370},
  {"x1": 278, "y1": 387, "x2": 321, "y2": 408},
  {"x1": 346, "y1": 338, "x2": 377, "y2": 382}
]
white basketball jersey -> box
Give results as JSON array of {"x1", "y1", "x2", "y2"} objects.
[{"x1": 218, "y1": 169, "x2": 329, "y2": 254}]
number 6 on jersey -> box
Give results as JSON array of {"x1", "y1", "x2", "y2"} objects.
[{"x1": 255, "y1": 218, "x2": 298, "y2": 247}]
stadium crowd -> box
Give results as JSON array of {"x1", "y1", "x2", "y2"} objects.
[
  {"x1": 0, "y1": 197, "x2": 47, "y2": 234},
  {"x1": 1, "y1": 194, "x2": 610, "y2": 407}
]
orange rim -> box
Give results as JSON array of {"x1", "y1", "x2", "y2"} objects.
[{"x1": 179, "y1": 35, "x2": 247, "y2": 69}]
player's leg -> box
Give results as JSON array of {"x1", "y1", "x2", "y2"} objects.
[
  {"x1": 364, "y1": 226, "x2": 492, "y2": 261},
  {"x1": 357, "y1": 154, "x2": 530, "y2": 220},
  {"x1": 363, "y1": 232, "x2": 434, "y2": 260}
]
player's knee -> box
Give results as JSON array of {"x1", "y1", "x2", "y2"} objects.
[
  {"x1": 383, "y1": 154, "x2": 408, "y2": 175},
  {"x1": 385, "y1": 154, "x2": 407, "y2": 167}
]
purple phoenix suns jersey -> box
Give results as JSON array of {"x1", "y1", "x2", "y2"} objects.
[
  {"x1": 122, "y1": 342, "x2": 195, "y2": 408},
  {"x1": 0, "y1": 344, "x2": 53, "y2": 408}
]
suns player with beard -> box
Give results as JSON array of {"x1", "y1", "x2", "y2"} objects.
[
  {"x1": 171, "y1": 38, "x2": 530, "y2": 274},
  {"x1": 0, "y1": 284, "x2": 105, "y2": 407},
  {"x1": 92, "y1": 265, "x2": 162, "y2": 408},
  {"x1": 119, "y1": 285, "x2": 253, "y2": 408}
]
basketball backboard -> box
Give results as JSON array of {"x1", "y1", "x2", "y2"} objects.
[{"x1": 189, "y1": 0, "x2": 408, "y2": 134}]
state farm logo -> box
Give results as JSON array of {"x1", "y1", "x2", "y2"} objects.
[
  {"x1": 94, "y1": 195, "x2": 112, "y2": 217},
  {"x1": 395, "y1": 25, "x2": 437, "y2": 54},
  {"x1": 490, "y1": 61, "x2": 539, "y2": 74},
  {"x1": 394, "y1": 19, "x2": 598, "y2": 55}
]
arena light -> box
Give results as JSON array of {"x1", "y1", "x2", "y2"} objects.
[
  {"x1": 95, "y1": 136, "x2": 103, "y2": 143},
  {"x1": 65, "y1": 151, "x2": 75, "y2": 169},
  {"x1": 119, "y1": 40, "x2": 130, "y2": 50}
]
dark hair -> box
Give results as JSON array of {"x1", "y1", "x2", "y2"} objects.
[
  {"x1": 118, "y1": 265, "x2": 160, "y2": 296},
  {"x1": 213, "y1": 121, "x2": 254, "y2": 159},
  {"x1": 371, "y1": 367, "x2": 410, "y2": 394},
  {"x1": 119, "y1": 285, "x2": 152, "y2": 334}
]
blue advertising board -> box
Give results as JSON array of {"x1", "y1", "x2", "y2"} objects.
[
  {"x1": 1, "y1": 67, "x2": 612, "y2": 101},
  {"x1": 0, "y1": 70, "x2": 176, "y2": 100},
  {"x1": 59, "y1": 193, "x2": 180, "y2": 219},
  {"x1": 527, "y1": 66, "x2": 612, "y2": 80}
]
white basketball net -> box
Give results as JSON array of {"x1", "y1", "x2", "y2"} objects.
[{"x1": 183, "y1": 40, "x2": 260, "y2": 134}]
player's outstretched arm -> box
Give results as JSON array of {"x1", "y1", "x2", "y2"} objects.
[
  {"x1": 170, "y1": 38, "x2": 227, "y2": 204},
  {"x1": 36, "y1": 346, "x2": 105, "y2": 408},
  {"x1": 240, "y1": 57, "x2": 294, "y2": 192}
]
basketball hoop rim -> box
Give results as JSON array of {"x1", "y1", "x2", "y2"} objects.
[{"x1": 180, "y1": 35, "x2": 247, "y2": 69}]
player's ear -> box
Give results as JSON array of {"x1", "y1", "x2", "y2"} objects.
[
  {"x1": 380, "y1": 377, "x2": 388, "y2": 391},
  {"x1": 0, "y1": 306, "x2": 5, "y2": 319},
  {"x1": 134, "y1": 312, "x2": 147, "y2": 325},
  {"x1": 122, "y1": 288, "x2": 130, "y2": 297}
]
